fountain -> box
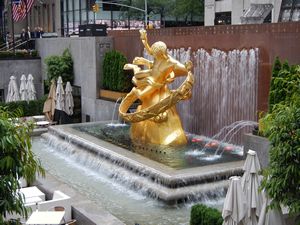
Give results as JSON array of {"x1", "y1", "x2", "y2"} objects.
[
  {"x1": 38, "y1": 30, "x2": 250, "y2": 207},
  {"x1": 144, "y1": 47, "x2": 259, "y2": 144}
]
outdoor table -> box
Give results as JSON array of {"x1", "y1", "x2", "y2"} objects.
[
  {"x1": 36, "y1": 121, "x2": 50, "y2": 127},
  {"x1": 26, "y1": 211, "x2": 65, "y2": 224},
  {"x1": 20, "y1": 186, "x2": 45, "y2": 201}
]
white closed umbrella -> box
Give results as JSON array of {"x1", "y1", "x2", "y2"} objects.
[
  {"x1": 27, "y1": 74, "x2": 36, "y2": 100},
  {"x1": 222, "y1": 176, "x2": 247, "y2": 225},
  {"x1": 19, "y1": 74, "x2": 27, "y2": 101},
  {"x1": 55, "y1": 76, "x2": 65, "y2": 111},
  {"x1": 258, "y1": 190, "x2": 286, "y2": 225},
  {"x1": 241, "y1": 150, "x2": 263, "y2": 225},
  {"x1": 6, "y1": 75, "x2": 20, "y2": 102},
  {"x1": 64, "y1": 82, "x2": 74, "y2": 116}
]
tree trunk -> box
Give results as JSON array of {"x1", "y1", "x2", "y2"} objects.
[{"x1": 160, "y1": 11, "x2": 164, "y2": 28}]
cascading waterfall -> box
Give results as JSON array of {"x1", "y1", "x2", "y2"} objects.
[
  {"x1": 144, "y1": 48, "x2": 259, "y2": 145},
  {"x1": 41, "y1": 132, "x2": 227, "y2": 202}
]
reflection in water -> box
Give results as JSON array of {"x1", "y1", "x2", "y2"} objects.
[{"x1": 73, "y1": 123, "x2": 243, "y2": 170}]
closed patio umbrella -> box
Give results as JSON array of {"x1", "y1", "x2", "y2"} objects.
[
  {"x1": 55, "y1": 76, "x2": 65, "y2": 111},
  {"x1": 241, "y1": 150, "x2": 263, "y2": 225},
  {"x1": 6, "y1": 75, "x2": 20, "y2": 102},
  {"x1": 19, "y1": 74, "x2": 27, "y2": 101},
  {"x1": 27, "y1": 74, "x2": 36, "y2": 101},
  {"x1": 43, "y1": 79, "x2": 56, "y2": 121},
  {"x1": 64, "y1": 82, "x2": 74, "y2": 116},
  {"x1": 222, "y1": 176, "x2": 247, "y2": 225},
  {"x1": 257, "y1": 190, "x2": 286, "y2": 225}
]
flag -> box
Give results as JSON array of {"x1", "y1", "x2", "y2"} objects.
[{"x1": 12, "y1": 0, "x2": 35, "y2": 22}]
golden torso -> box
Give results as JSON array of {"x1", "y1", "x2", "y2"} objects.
[{"x1": 131, "y1": 57, "x2": 187, "y2": 146}]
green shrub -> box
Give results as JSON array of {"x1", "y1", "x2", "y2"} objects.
[
  {"x1": 102, "y1": 50, "x2": 133, "y2": 92},
  {"x1": 0, "y1": 96, "x2": 47, "y2": 117},
  {"x1": 261, "y1": 94, "x2": 300, "y2": 214},
  {"x1": 0, "y1": 50, "x2": 38, "y2": 59},
  {"x1": 44, "y1": 48, "x2": 74, "y2": 90},
  {"x1": 190, "y1": 204, "x2": 223, "y2": 225}
]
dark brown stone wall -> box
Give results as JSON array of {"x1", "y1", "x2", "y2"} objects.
[{"x1": 108, "y1": 22, "x2": 300, "y2": 113}]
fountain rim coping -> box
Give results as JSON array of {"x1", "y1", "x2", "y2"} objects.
[{"x1": 47, "y1": 121, "x2": 244, "y2": 179}]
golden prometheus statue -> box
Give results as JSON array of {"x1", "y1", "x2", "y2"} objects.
[{"x1": 119, "y1": 29, "x2": 194, "y2": 146}]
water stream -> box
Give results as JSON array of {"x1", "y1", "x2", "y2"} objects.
[{"x1": 109, "y1": 97, "x2": 123, "y2": 125}]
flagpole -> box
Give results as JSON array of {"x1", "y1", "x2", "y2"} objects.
[
  {"x1": 25, "y1": 0, "x2": 28, "y2": 31},
  {"x1": 10, "y1": 0, "x2": 15, "y2": 55}
]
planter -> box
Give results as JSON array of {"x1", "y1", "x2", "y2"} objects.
[
  {"x1": 99, "y1": 89, "x2": 128, "y2": 102},
  {"x1": 243, "y1": 133, "x2": 270, "y2": 169}
]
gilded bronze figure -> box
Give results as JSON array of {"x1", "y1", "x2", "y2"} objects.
[{"x1": 119, "y1": 29, "x2": 194, "y2": 146}]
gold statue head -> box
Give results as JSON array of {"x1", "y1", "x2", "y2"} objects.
[{"x1": 151, "y1": 41, "x2": 168, "y2": 59}]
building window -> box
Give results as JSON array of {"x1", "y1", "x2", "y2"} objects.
[
  {"x1": 279, "y1": 0, "x2": 300, "y2": 21},
  {"x1": 61, "y1": 0, "x2": 90, "y2": 36},
  {"x1": 215, "y1": 12, "x2": 231, "y2": 25}
]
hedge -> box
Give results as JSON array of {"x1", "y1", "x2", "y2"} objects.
[
  {"x1": 102, "y1": 50, "x2": 133, "y2": 92},
  {"x1": 190, "y1": 204, "x2": 223, "y2": 225},
  {"x1": 0, "y1": 96, "x2": 47, "y2": 117},
  {"x1": 0, "y1": 50, "x2": 38, "y2": 59}
]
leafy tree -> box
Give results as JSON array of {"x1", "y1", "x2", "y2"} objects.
[
  {"x1": 0, "y1": 107, "x2": 45, "y2": 223},
  {"x1": 172, "y1": 0, "x2": 204, "y2": 23},
  {"x1": 44, "y1": 48, "x2": 74, "y2": 91},
  {"x1": 260, "y1": 58, "x2": 300, "y2": 214},
  {"x1": 261, "y1": 95, "x2": 300, "y2": 214},
  {"x1": 119, "y1": 0, "x2": 146, "y2": 23},
  {"x1": 268, "y1": 60, "x2": 300, "y2": 113},
  {"x1": 119, "y1": 0, "x2": 204, "y2": 26},
  {"x1": 272, "y1": 57, "x2": 282, "y2": 78},
  {"x1": 268, "y1": 57, "x2": 281, "y2": 112}
]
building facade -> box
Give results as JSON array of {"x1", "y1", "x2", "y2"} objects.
[
  {"x1": 204, "y1": 0, "x2": 300, "y2": 26},
  {"x1": 3, "y1": 0, "x2": 127, "y2": 37}
]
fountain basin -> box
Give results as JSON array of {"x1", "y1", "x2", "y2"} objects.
[{"x1": 42, "y1": 121, "x2": 244, "y2": 203}]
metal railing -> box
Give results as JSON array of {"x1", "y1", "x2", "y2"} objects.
[{"x1": 0, "y1": 39, "x2": 31, "y2": 51}]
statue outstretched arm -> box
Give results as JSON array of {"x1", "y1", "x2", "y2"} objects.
[
  {"x1": 133, "y1": 57, "x2": 153, "y2": 68},
  {"x1": 171, "y1": 58, "x2": 193, "y2": 77},
  {"x1": 140, "y1": 29, "x2": 153, "y2": 56}
]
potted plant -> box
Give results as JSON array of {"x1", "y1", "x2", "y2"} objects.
[{"x1": 100, "y1": 50, "x2": 133, "y2": 101}]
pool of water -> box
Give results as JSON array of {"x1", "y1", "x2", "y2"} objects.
[
  {"x1": 72, "y1": 123, "x2": 243, "y2": 170},
  {"x1": 32, "y1": 137, "x2": 225, "y2": 225}
]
